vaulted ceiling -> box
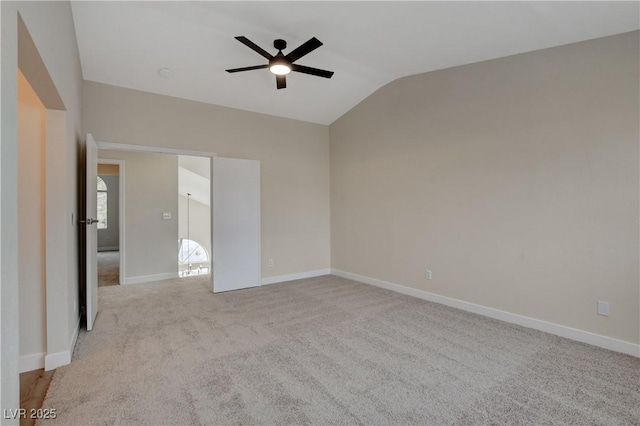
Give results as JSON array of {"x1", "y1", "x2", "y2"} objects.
[{"x1": 71, "y1": 2, "x2": 639, "y2": 125}]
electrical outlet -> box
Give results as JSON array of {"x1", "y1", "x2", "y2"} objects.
[
  {"x1": 268, "y1": 259, "x2": 274, "y2": 267},
  {"x1": 425, "y1": 269, "x2": 432, "y2": 280},
  {"x1": 597, "y1": 301, "x2": 610, "y2": 316}
]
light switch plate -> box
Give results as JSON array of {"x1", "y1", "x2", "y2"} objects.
[
  {"x1": 163, "y1": 212, "x2": 172, "y2": 220},
  {"x1": 597, "y1": 300, "x2": 610, "y2": 316}
]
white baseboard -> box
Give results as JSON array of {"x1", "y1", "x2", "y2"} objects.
[
  {"x1": 124, "y1": 272, "x2": 178, "y2": 285},
  {"x1": 44, "y1": 351, "x2": 70, "y2": 371},
  {"x1": 44, "y1": 316, "x2": 80, "y2": 371},
  {"x1": 331, "y1": 269, "x2": 640, "y2": 358},
  {"x1": 19, "y1": 352, "x2": 45, "y2": 373},
  {"x1": 261, "y1": 268, "x2": 331, "y2": 286},
  {"x1": 69, "y1": 315, "x2": 80, "y2": 356}
]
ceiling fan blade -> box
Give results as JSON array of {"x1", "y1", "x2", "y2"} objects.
[
  {"x1": 226, "y1": 64, "x2": 269, "y2": 73},
  {"x1": 234, "y1": 36, "x2": 273, "y2": 60},
  {"x1": 291, "y1": 64, "x2": 334, "y2": 79},
  {"x1": 286, "y1": 37, "x2": 323, "y2": 63},
  {"x1": 276, "y1": 74, "x2": 286, "y2": 89}
]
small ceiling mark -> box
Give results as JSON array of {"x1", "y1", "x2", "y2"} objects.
[{"x1": 158, "y1": 68, "x2": 173, "y2": 78}]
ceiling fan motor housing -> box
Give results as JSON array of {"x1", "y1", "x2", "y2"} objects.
[{"x1": 270, "y1": 52, "x2": 291, "y2": 69}]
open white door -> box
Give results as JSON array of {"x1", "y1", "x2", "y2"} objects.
[
  {"x1": 85, "y1": 134, "x2": 99, "y2": 330},
  {"x1": 213, "y1": 157, "x2": 260, "y2": 293}
]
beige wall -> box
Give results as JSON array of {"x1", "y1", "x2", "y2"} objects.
[
  {"x1": 17, "y1": 70, "x2": 47, "y2": 364},
  {"x1": 2, "y1": 1, "x2": 83, "y2": 414},
  {"x1": 83, "y1": 81, "x2": 331, "y2": 278},
  {"x1": 330, "y1": 32, "x2": 639, "y2": 344},
  {"x1": 99, "y1": 150, "x2": 179, "y2": 281}
]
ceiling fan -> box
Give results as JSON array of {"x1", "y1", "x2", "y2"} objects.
[{"x1": 226, "y1": 36, "x2": 334, "y2": 89}]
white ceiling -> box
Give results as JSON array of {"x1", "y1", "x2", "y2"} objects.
[
  {"x1": 71, "y1": 1, "x2": 639, "y2": 125},
  {"x1": 179, "y1": 166, "x2": 210, "y2": 206},
  {"x1": 178, "y1": 155, "x2": 210, "y2": 179},
  {"x1": 178, "y1": 156, "x2": 210, "y2": 205}
]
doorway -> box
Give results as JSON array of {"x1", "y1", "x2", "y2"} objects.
[
  {"x1": 88, "y1": 140, "x2": 261, "y2": 295},
  {"x1": 96, "y1": 161, "x2": 124, "y2": 286},
  {"x1": 178, "y1": 155, "x2": 211, "y2": 278},
  {"x1": 95, "y1": 145, "x2": 215, "y2": 288},
  {"x1": 17, "y1": 69, "x2": 47, "y2": 372}
]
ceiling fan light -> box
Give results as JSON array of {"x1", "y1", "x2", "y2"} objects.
[{"x1": 270, "y1": 64, "x2": 291, "y2": 75}]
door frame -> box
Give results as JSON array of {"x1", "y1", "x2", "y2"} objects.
[
  {"x1": 95, "y1": 140, "x2": 216, "y2": 290},
  {"x1": 96, "y1": 159, "x2": 125, "y2": 285}
]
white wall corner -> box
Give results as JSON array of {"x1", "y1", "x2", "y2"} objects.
[
  {"x1": 124, "y1": 272, "x2": 179, "y2": 285},
  {"x1": 44, "y1": 316, "x2": 80, "y2": 371},
  {"x1": 331, "y1": 269, "x2": 640, "y2": 358},
  {"x1": 19, "y1": 353, "x2": 46, "y2": 373},
  {"x1": 44, "y1": 351, "x2": 70, "y2": 371},
  {"x1": 261, "y1": 268, "x2": 331, "y2": 286}
]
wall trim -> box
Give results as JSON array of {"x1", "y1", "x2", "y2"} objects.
[
  {"x1": 124, "y1": 272, "x2": 179, "y2": 285},
  {"x1": 97, "y1": 141, "x2": 216, "y2": 158},
  {"x1": 44, "y1": 316, "x2": 80, "y2": 371},
  {"x1": 43, "y1": 317, "x2": 80, "y2": 371},
  {"x1": 331, "y1": 269, "x2": 640, "y2": 358},
  {"x1": 261, "y1": 269, "x2": 331, "y2": 286},
  {"x1": 19, "y1": 352, "x2": 45, "y2": 373},
  {"x1": 69, "y1": 315, "x2": 80, "y2": 356},
  {"x1": 97, "y1": 246, "x2": 118, "y2": 252},
  {"x1": 44, "y1": 351, "x2": 70, "y2": 372}
]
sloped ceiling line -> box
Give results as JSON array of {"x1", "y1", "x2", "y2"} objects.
[{"x1": 71, "y1": 1, "x2": 639, "y2": 125}]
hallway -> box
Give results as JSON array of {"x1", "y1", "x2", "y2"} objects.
[{"x1": 97, "y1": 251, "x2": 119, "y2": 287}]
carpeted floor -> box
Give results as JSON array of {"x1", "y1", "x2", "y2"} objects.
[
  {"x1": 41, "y1": 275, "x2": 639, "y2": 425},
  {"x1": 97, "y1": 251, "x2": 119, "y2": 287}
]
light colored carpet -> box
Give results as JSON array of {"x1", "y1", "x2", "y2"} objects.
[
  {"x1": 97, "y1": 251, "x2": 119, "y2": 287},
  {"x1": 41, "y1": 275, "x2": 639, "y2": 425}
]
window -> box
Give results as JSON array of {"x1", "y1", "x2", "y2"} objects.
[
  {"x1": 178, "y1": 239, "x2": 209, "y2": 264},
  {"x1": 97, "y1": 176, "x2": 108, "y2": 229},
  {"x1": 178, "y1": 239, "x2": 209, "y2": 277}
]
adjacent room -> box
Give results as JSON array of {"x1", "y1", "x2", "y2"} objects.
[
  {"x1": 1, "y1": 1, "x2": 638, "y2": 425},
  {"x1": 95, "y1": 149, "x2": 215, "y2": 286},
  {"x1": 178, "y1": 155, "x2": 211, "y2": 278},
  {"x1": 96, "y1": 162, "x2": 120, "y2": 287}
]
